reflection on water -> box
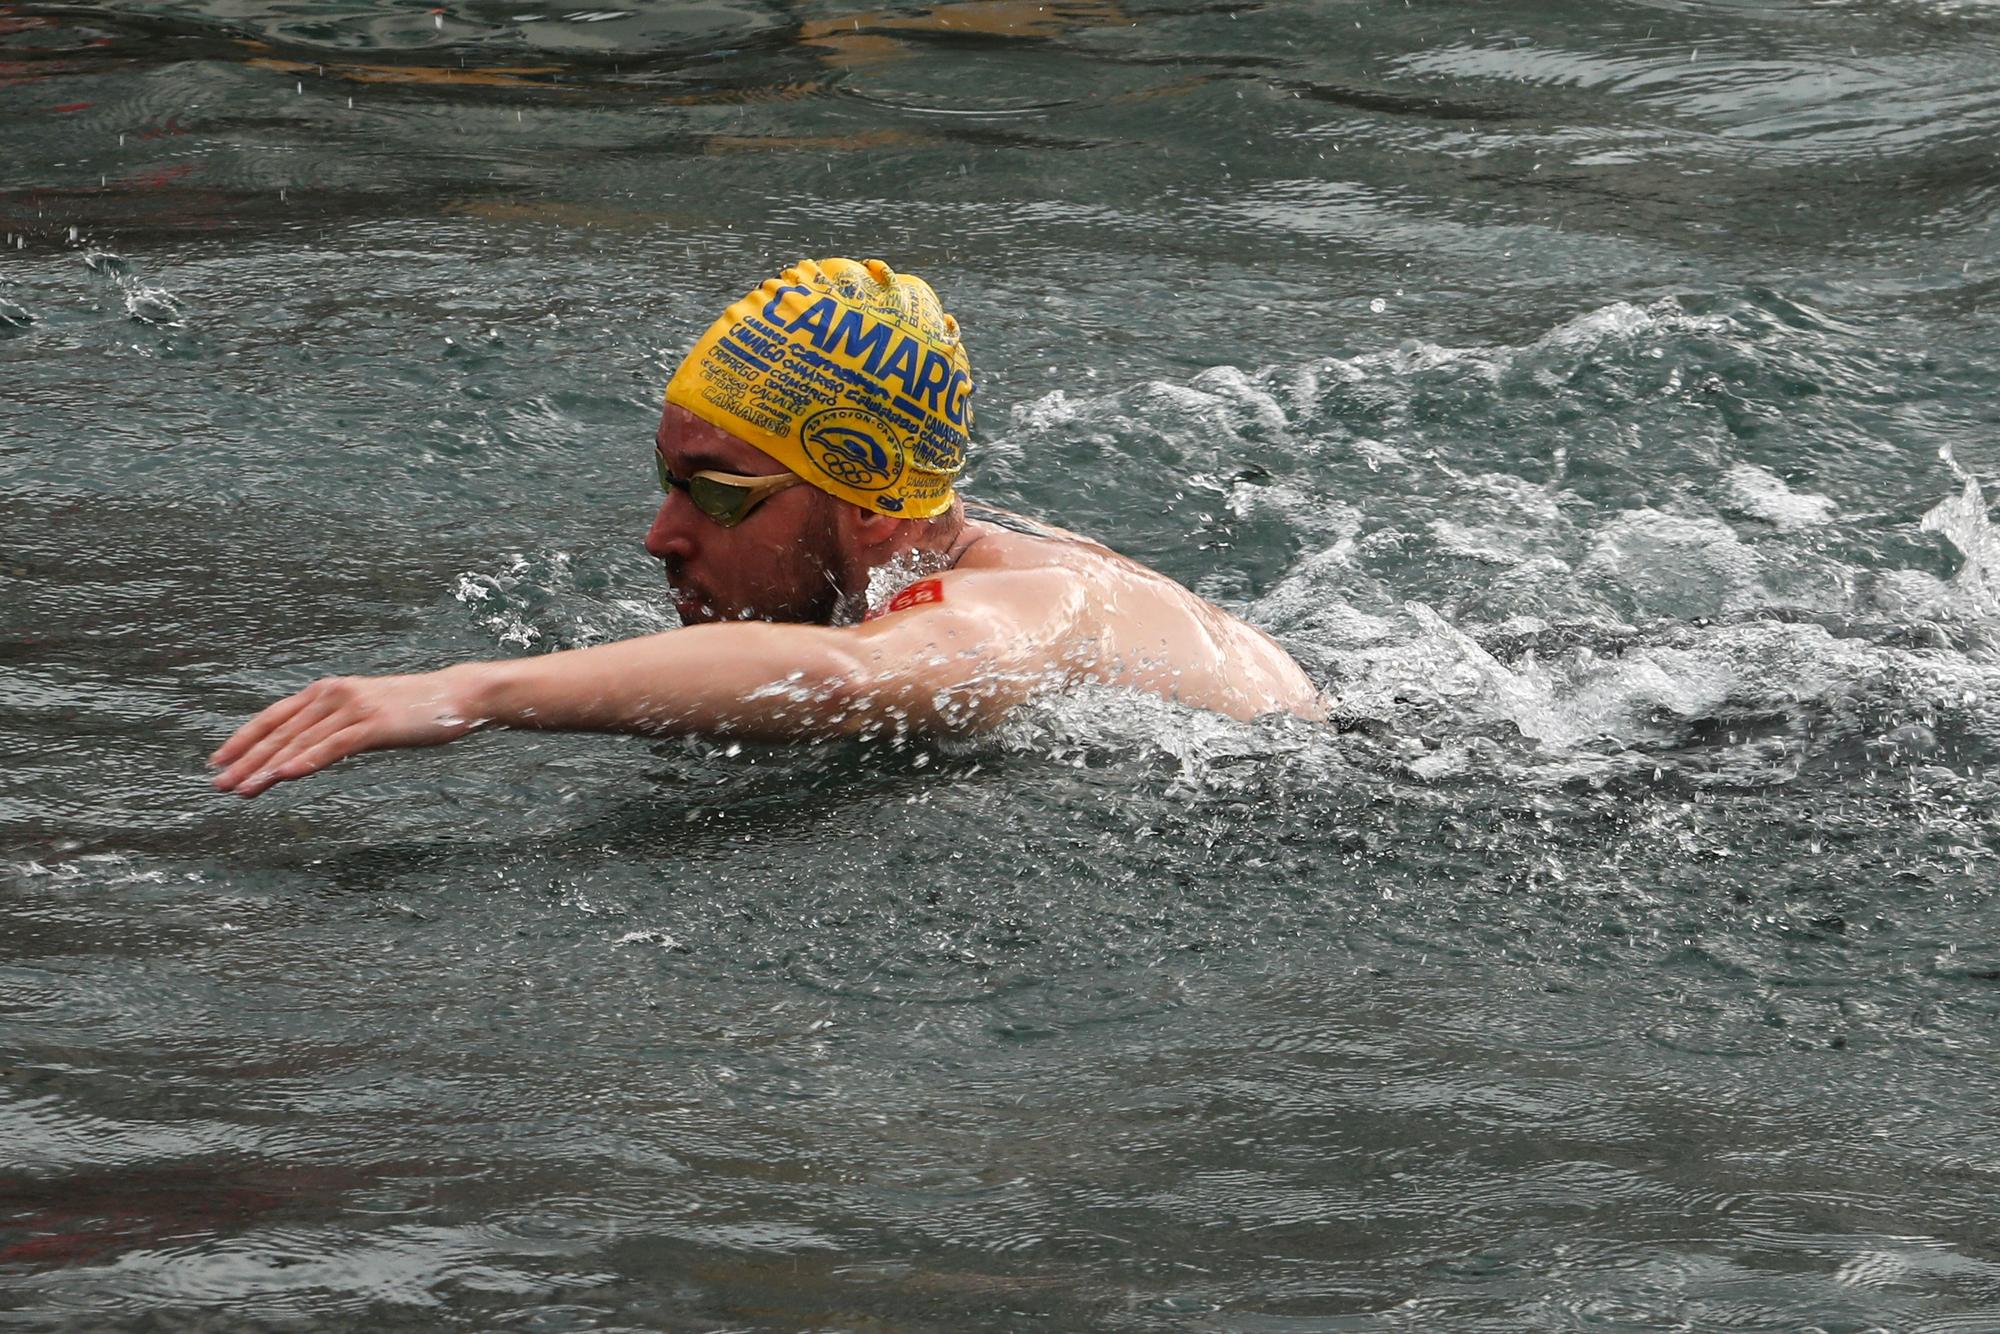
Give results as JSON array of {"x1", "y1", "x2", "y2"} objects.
[{"x1": 6, "y1": 0, "x2": 2000, "y2": 1328}]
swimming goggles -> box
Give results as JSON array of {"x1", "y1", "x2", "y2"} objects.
[{"x1": 655, "y1": 450, "x2": 803, "y2": 526}]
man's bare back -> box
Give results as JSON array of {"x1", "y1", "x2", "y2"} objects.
[{"x1": 947, "y1": 513, "x2": 1323, "y2": 722}]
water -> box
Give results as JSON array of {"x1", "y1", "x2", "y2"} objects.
[{"x1": 5, "y1": 0, "x2": 2000, "y2": 1327}]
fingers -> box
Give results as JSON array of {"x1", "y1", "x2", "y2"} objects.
[
  {"x1": 222, "y1": 705, "x2": 361, "y2": 796},
  {"x1": 209, "y1": 683, "x2": 323, "y2": 768},
  {"x1": 211, "y1": 684, "x2": 349, "y2": 795},
  {"x1": 232, "y1": 722, "x2": 373, "y2": 798},
  {"x1": 209, "y1": 670, "x2": 474, "y2": 799}
]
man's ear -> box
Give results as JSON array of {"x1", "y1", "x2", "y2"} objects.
[{"x1": 840, "y1": 501, "x2": 907, "y2": 556}]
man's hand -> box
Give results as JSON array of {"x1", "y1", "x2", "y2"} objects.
[
  {"x1": 208, "y1": 567, "x2": 1092, "y2": 799},
  {"x1": 209, "y1": 670, "x2": 487, "y2": 798}
]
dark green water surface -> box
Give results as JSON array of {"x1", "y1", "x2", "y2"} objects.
[{"x1": 5, "y1": 0, "x2": 2000, "y2": 1328}]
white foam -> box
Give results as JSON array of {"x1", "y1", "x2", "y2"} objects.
[
  {"x1": 123, "y1": 283, "x2": 185, "y2": 327},
  {"x1": 1723, "y1": 464, "x2": 1837, "y2": 530},
  {"x1": 614, "y1": 929, "x2": 683, "y2": 950},
  {"x1": 1920, "y1": 471, "x2": 2000, "y2": 617},
  {"x1": 1581, "y1": 509, "x2": 1764, "y2": 620}
]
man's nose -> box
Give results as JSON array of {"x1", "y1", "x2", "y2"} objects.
[{"x1": 643, "y1": 497, "x2": 696, "y2": 562}]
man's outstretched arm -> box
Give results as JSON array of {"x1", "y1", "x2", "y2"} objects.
[{"x1": 209, "y1": 568, "x2": 1095, "y2": 798}]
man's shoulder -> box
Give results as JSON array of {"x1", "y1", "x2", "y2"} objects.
[
  {"x1": 953, "y1": 510, "x2": 1113, "y2": 575},
  {"x1": 928, "y1": 519, "x2": 1202, "y2": 632},
  {"x1": 853, "y1": 526, "x2": 1102, "y2": 630}
]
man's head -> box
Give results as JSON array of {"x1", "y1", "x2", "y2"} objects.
[{"x1": 645, "y1": 258, "x2": 973, "y2": 625}]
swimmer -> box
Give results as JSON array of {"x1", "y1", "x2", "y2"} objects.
[{"x1": 211, "y1": 258, "x2": 1323, "y2": 797}]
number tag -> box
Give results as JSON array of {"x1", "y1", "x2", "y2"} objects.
[{"x1": 866, "y1": 577, "x2": 945, "y2": 621}]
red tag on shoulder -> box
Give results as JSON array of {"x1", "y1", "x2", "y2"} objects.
[{"x1": 866, "y1": 577, "x2": 945, "y2": 621}]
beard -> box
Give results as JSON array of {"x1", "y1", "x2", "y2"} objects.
[{"x1": 664, "y1": 498, "x2": 847, "y2": 626}]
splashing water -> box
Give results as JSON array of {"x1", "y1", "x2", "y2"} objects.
[{"x1": 7, "y1": 0, "x2": 2000, "y2": 1322}]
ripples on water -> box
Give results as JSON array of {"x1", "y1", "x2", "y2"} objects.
[{"x1": 5, "y1": 0, "x2": 2000, "y2": 1328}]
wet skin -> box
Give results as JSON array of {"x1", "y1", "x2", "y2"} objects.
[
  {"x1": 645, "y1": 406, "x2": 847, "y2": 626},
  {"x1": 209, "y1": 405, "x2": 1323, "y2": 797},
  {"x1": 646, "y1": 403, "x2": 1320, "y2": 715}
]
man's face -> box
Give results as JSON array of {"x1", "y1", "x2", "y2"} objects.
[{"x1": 644, "y1": 403, "x2": 846, "y2": 625}]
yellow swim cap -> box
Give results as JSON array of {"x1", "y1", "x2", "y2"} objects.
[{"x1": 665, "y1": 257, "x2": 973, "y2": 519}]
